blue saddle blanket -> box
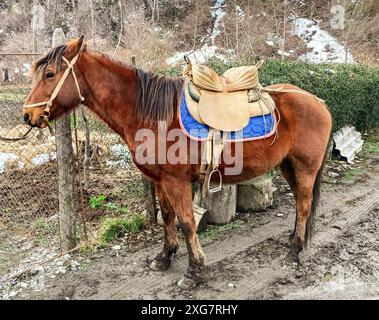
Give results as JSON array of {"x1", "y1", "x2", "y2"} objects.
[{"x1": 179, "y1": 93, "x2": 276, "y2": 141}]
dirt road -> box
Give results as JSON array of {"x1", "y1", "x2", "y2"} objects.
[{"x1": 7, "y1": 154, "x2": 377, "y2": 300}]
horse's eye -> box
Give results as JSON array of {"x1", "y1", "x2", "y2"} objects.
[{"x1": 46, "y1": 71, "x2": 55, "y2": 79}]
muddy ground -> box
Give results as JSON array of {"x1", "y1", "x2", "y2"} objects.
[{"x1": 1, "y1": 144, "x2": 379, "y2": 300}]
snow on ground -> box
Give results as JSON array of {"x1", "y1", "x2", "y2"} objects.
[
  {"x1": 266, "y1": 32, "x2": 294, "y2": 58},
  {"x1": 292, "y1": 17, "x2": 355, "y2": 63},
  {"x1": 166, "y1": 44, "x2": 227, "y2": 65},
  {"x1": 167, "y1": 5, "x2": 353, "y2": 65},
  {"x1": 106, "y1": 159, "x2": 130, "y2": 170},
  {"x1": 166, "y1": 0, "x2": 228, "y2": 65},
  {"x1": 31, "y1": 153, "x2": 56, "y2": 166},
  {"x1": 110, "y1": 144, "x2": 130, "y2": 159},
  {"x1": 106, "y1": 144, "x2": 131, "y2": 169},
  {"x1": 210, "y1": 0, "x2": 226, "y2": 45},
  {"x1": 278, "y1": 49, "x2": 293, "y2": 57},
  {"x1": 31, "y1": 154, "x2": 50, "y2": 166},
  {"x1": 0, "y1": 152, "x2": 18, "y2": 173}
]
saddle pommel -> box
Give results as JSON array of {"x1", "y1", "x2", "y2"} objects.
[{"x1": 184, "y1": 58, "x2": 264, "y2": 93}]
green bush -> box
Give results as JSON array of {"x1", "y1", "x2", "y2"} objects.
[
  {"x1": 162, "y1": 60, "x2": 379, "y2": 132},
  {"x1": 99, "y1": 214, "x2": 145, "y2": 243}
]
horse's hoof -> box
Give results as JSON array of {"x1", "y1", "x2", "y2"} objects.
[
  {"x1": 282, "y1": 251, "x2": 300, "y2": 268},
  {"x1": 177, "y1": 276, "x2": 199, "y2": 290},
  {"x1": 149, "y1": 258, "x2": 171, "y2": 271}
]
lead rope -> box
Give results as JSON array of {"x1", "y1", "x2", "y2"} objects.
[{"x1": 0, "y1": 126, "x2": 33, "y2": 142}]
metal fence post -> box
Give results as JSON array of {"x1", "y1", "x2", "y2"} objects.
[{"x1": 53, "y1": 28, "x2": 76, "y2": 251}]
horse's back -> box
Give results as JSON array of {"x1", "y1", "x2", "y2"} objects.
[
  {"x1": 267, "y1": 83, "x2": 332, "y2": 165},
  {"x1": 266, "y1": 83, "x2": 332, "y2": 128}
]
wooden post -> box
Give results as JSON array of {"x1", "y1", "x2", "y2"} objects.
[
  {"x1": 237, "y1": 173, "x2": 273, "y2": 212},
  {"x1": 53, "y1": 28, "x2": 77, "y2": 251},
  {"x1": 194, "y1": 184, "x2": 237, "y2": 225},
  {"x1": 142, "y1": 177, "x2": 158, "y2": 223},
  {"x1": 81, "y1": 107, "x2": 91, "y2": 190},
  {"x1": 157, "y1": 204, "x2": 207, "y2": 232}
]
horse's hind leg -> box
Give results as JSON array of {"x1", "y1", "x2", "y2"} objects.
[
  {"x1": 287, "y1": 157, "x2": 324, "y2": 263},
  {"x1": 289, "y1": 171, "x2": 316, "y2": 263},
  {"x1": 149, "y1": 183, "x2": 179, "y2": 271},
  {"x1": 280, "y1": 158, "x2": 298, "y2": 240}
]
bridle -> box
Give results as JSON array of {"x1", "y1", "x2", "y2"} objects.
[{"x1": 23, "y1": 51, "x2": 85, "y2": 122}]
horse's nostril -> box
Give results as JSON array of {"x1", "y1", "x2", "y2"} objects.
[{"x1": 23, "y1": 113, "x2": 30, "y2": 124}]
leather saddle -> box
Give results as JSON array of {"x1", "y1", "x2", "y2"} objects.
[
  {"x1": 183, "y1": 59, "x2": 275, "y2": 132},
  {"x1": 182, "y1": 57, "x2": 276, "y2": 195}
]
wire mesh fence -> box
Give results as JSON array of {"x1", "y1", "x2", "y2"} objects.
[{"x1": 0, "y1": 53, "x2": 145, "y2": 230}]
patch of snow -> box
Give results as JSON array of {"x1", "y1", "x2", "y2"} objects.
[
  {"x1": 236, "y1": 5, "x2": 244, "y2": 17},
  {"x1": 166, "y1": 44, "x2": 227, "y2": 65},
  {"x1": 266, "y1": 32, "x2": 287, "y2": 53},
  {"x1": 278, "y1": 49, "x2": 291, "y2": 57},
  {"x1": 22, "y1": 63, "x2": 30, "y2": 73},
  {"x1": 106, "y1": 160, "x2": 130, "y2": 170},
  {"x1": 2, "y1": 154, "x2": 22, "y2": 170},
  {"x1": 110, "y1": 144, "x2": 130, "y2": 159},
  {"x1": 210, "y1": 0, "x2": 226, "y2": 45},
  {"x1": 31, "y1": 153, "x2": 50, "y2": 166},
  {"x1": 0, "y1": 152, "x2": 18, "y2": 173},
  {"x1": 292, "y1": 17, "x2": 355, "y2": 63},
  {"x1": 107, "y1": 144, "x2": 131, "y2": 170},
  {"x1": 166, "y1": 0, "x2": 228, "y2": 65}
]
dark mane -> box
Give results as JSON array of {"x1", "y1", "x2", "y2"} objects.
[
  {"x1": 33, "y1": 45, "x2": 67, "y2": 73},
  {"x1": 135, "y1": 68, "x2": 183, "y2": 126}
]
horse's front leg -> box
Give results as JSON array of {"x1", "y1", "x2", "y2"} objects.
[
  {"x1": 149, "y1": 183, "x2": 179, "y2": 271},
  {"x1": 161, "y1": 176, "x2": 205, "y2": 286}
]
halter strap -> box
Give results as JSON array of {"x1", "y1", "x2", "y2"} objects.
[{"x1": 23, "y1": 51, "x2": 85, "y2": 118}]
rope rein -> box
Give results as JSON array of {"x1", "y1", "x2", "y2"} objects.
[{"x1": 0, "y1": 126, "x2": 33, "y2": 142}]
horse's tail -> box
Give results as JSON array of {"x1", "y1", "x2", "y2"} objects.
[{"x1": 304, "y1": 140, "x2": 330, "y2": 246}]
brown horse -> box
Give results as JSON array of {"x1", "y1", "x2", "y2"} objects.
[{"x1": 23, "y1": 37, "x2": 332, "y2": 287}]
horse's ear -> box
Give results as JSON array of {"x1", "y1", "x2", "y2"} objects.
[{"x1": 64, "y1": 35, "x2": 84, "y2": 60}]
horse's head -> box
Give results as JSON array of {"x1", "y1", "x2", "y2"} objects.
[{"x1": 23, "y1": 36, "x2": 85, "y2": 128}]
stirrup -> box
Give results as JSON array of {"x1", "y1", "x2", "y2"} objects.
[{"x1": 207, "y1": 169, "x2": 222, "y2": 194}]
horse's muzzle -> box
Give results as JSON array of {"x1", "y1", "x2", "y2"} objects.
[
  {"x1": 37, "y1": 117, "x2": 49, "y2": 128},
  {"x1": 23, "y1": 113, "x2": 31, "y2": 125}
]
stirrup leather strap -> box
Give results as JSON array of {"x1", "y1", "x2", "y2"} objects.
[{"x1": 200, "y1": 130, "x2": 227, "y2": 195}]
